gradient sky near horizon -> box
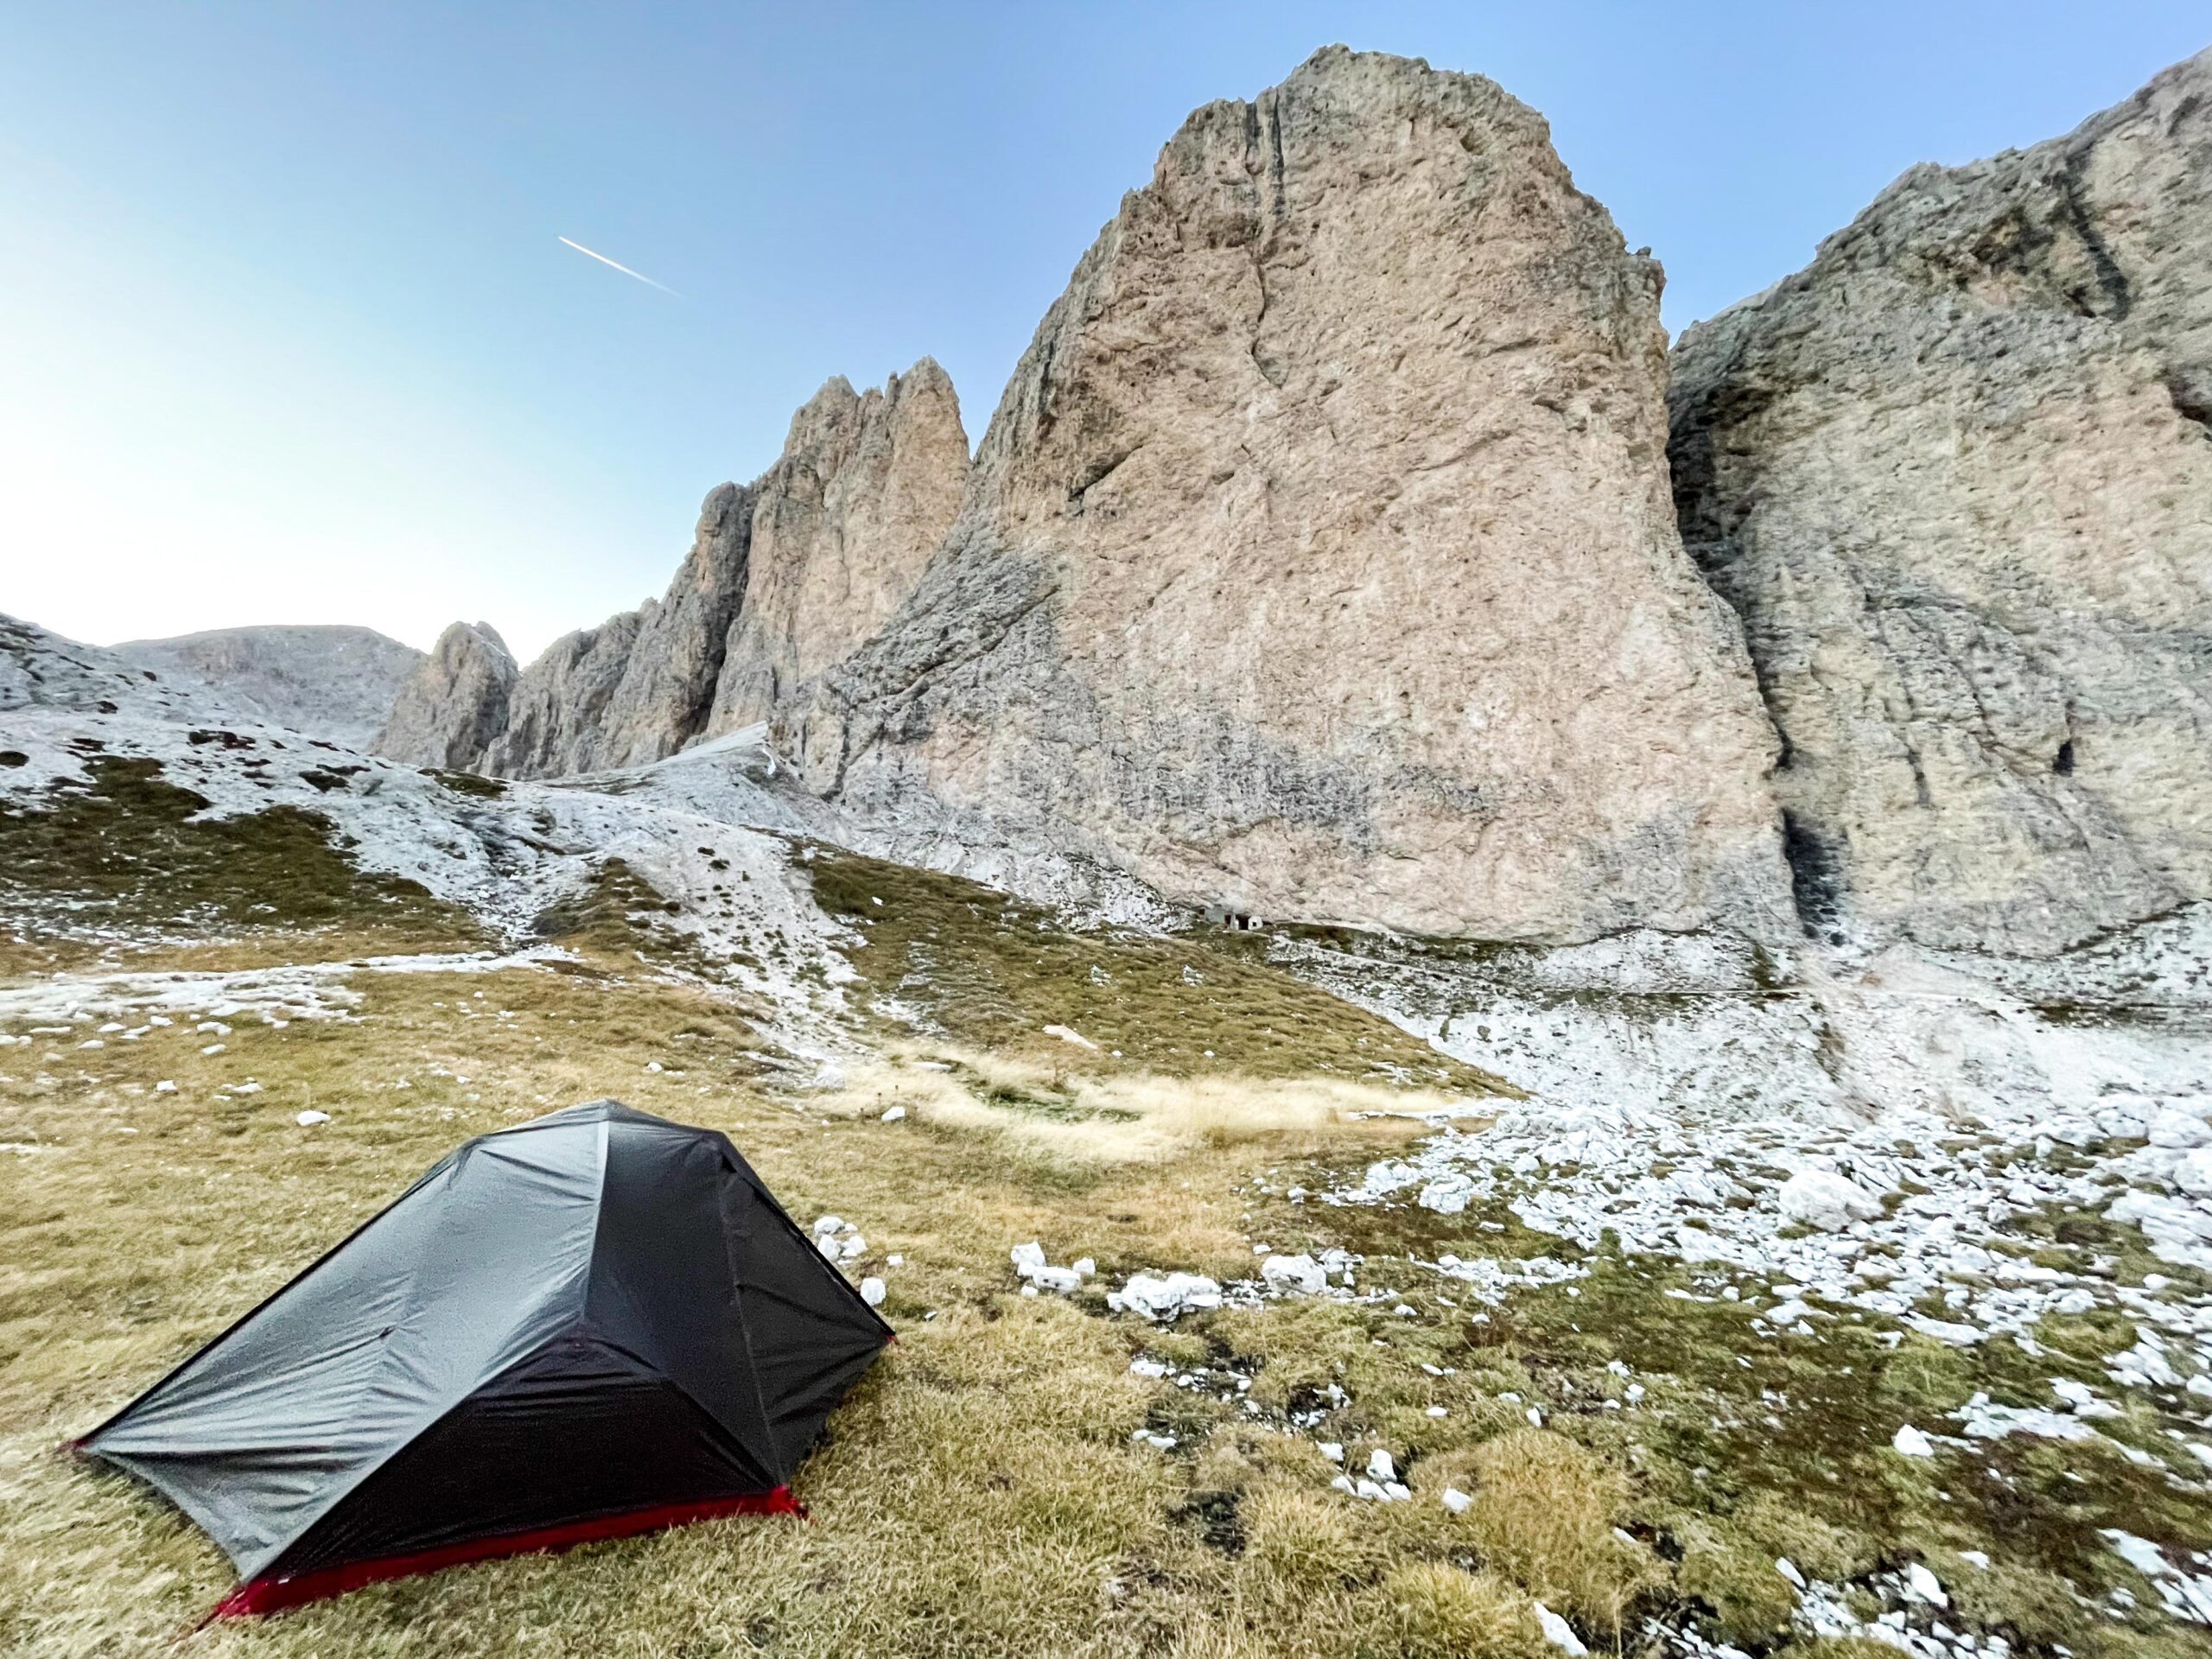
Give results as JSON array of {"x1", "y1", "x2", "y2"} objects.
[{"x1": 3, "y1": 3, "x2": 2206, "y2": 663}]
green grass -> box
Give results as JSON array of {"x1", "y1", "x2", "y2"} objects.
[
  {"x1": 805, "y1": 849, "x2": 1510, "y2": 1095},
  {"x1": 0, "y1": 754, "x2": 474, "y2": 967}
]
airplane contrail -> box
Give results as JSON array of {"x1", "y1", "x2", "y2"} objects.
[{"x1": 557, "y1": 236, "x2": 678, "y2": 296}]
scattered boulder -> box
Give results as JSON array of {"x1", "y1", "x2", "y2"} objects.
[
  {"x1": 1778, "y1": 1168, "x2": 1884, "y2": 1231},
  {"x1": 1260, "y1": 1253, "x2": 1326, "y2": 1294},
  {"x1": 2147, "y1": 1107, "x2": 2212, "y2": 1150},
  {"x1": 1108, "y1": 1271, "x2": 1223, "y2": 1321},
  {"x1": 2175, "y1": 1147, "x2": 2212, "y2": 1198}
]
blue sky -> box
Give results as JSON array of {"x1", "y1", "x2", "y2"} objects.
[{"x1": 3, "y1": 3, "x2": 2205, "y2": 661}]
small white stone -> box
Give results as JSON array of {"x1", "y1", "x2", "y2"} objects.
[
  {"x1": 1318, "y1": 1441, "x2": 1344, "y2": 1462},
  {"x1": 1779, "y1": 1168, "x2": 1884, "y2": 1231},
  {"x1": 1904, "y1": 1562, "x2": 1948, "y2": 1607},
  {"x1": 859, "y1": 1276, "x2": 887, "y2": 1306},
  {"x1": 1426, "y1": 1405, "x2": 1448, "y2": 1418},
  {"x1": 1417, "y1": 1173, "x2": 1475, "y2": 1214},
  {"x1": 1071, "y1": 1257, "x2": 1095, "y2": 1277},
  {"x1": 1958, "y1": 1550, "x2": 1991, "y2": 1570},
  {"x1": 296, "y1": 1109, "x2": 330, "y2": 1127},
  {"x1": 1010, "y1": 1240, "x2": 1047, "y2": 1275},
  {"x1": 154, "y1": 1080, "x2": 176, "y2": 1093},
  {"x1": 813, "y1": 1215, "x2": 846, "y2": 1236},
  {"x1": 1366, "y1": 1447, "x2": 1396, "y2": 1483},
  {"x1": 1441, "y1": 1486, "x2": 1473, "y2": 1514},
  {"x1": 1534, "y1": 1600, "x2": 1588, "y2": 1656},
  {"x1": 887, "y1": 1253, "x2": 903, "y2": 1267},
  {"x1": 1261, "y1": 1253, "x2": 1326, "y2": 1295},
  {"x1": 2146, "y1": 1108, "x2": 2212, "y2": 1149},
  {"x1": 880, "y1": 1105, "x2": 906, "y2": 1122},
  {"x1": 1892, "y1": 1424, "x2": 1936, "y2": 1458},
  {"x1": 1776, "y1": 1556, "x2": 1805, "y2": 1589}
]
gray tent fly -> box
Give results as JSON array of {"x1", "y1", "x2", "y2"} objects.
[{"x1": 74, "y1": 1100, "x2": 893, "y2": 1617}]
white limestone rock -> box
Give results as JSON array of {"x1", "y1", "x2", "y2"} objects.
[
  {"x1": 1778, "y1": 1168, "x2": 1884, "y2": 1231},
  {"x1": 372, "y1": 621, "x2": 518, "y2": 770},
  {"x1": 1669, "y1": 47, "x2": 2212, "y2": 954},
  {"x1": 1260, "y1": 1253, "x2": 1326, "y2": 1295},
  {"x1": 784, "y1": 47, "x2": 1794, "y2": 944}
]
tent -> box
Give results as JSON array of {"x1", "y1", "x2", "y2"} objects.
[{"x1": 77, "y1": 1100, "x2": 893, "y2": 1617}]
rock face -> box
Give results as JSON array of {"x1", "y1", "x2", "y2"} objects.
[
  {"x1": 111, "y1": 626, "x2": 424, "y2": 747},
  {"x1": 391, "y1": 363, "x2": 964, "y2": 780},
  {"x1": 1669, "y1": 48, "x2": 2212, "y2": 955},
  {"x1": 783, "y1": 47, "x2": 1794, "y2": 942},
  {"x1": 484, "y1": 482, "x2": 754, "y2": 777},
  {"x1": 372, "y1": 622, "x2": 518, "y2": 770},
  {"x1": 710, "y1": 361, "x2": 969, "y2": 731}
]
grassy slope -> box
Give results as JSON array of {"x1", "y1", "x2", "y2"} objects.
[
  {"x1": 805, "y1": 849, "x2": 1509, "y2": 1094},
  {"x1": 0, "y1": 788, "x2": 2204, "y2": 1656},
  {"x1": 4, "y1": 943, "x2": 2203, "y2": 1658},
  {"x1": 0, "y1": 753, "x2": 480, "y2": 975}
]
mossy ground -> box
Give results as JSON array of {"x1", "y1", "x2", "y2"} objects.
[
  {"x1": 0, "y1": 754, "x2": 480, "y2": 974},
  {"x1": 805, "y1": 849, "x2": 1510, "y2": 1096}
]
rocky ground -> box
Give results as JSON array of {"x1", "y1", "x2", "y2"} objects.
[{"x1": 5, "y1": 613, "x2": 2212, "y2": 1658}]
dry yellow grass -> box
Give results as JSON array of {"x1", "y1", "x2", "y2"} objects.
[
  {"x1": 817, "y1": 1046, "x2": 1467, "y2": 1166},
  {"x1": 0, "y1": 934, "x2": 1612, "y2": 1658},
  {"x1": 1458, "y1": 1430, "x2": 1659, "y2": 1637},
  {"x1": 7, "y1": 922, "x2": 2145, "y2": 1658}
]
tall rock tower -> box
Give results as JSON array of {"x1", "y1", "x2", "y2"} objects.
[{"x1": 784, "y1": 47, "x2": 1795, "y2": 943}]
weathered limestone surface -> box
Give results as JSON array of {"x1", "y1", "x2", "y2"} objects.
[
  {"x1": 710, "y1": 361, "x2": 969, "y2": 731},
  {"x1": 483, "y1": 482, "x2": 754, "y2": 777},
  {"x1": 391, "y1": 362, "x2": 966, "y2": 780},
  {"x1": 1669, "y1": 47, "x2": 2212, "y2": 954},
  {"x1": 372, "y1": 622, "x2": 518, "y2": 770},
  {"x1": 782, "y1": 47, "x2": 1795, "y2": 942},
  {"x1": 111, "y1": 626, "x2": 423, "y2": 748}
]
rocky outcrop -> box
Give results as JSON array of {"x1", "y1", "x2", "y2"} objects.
[
  {"x1": 781, "y1": 47, "x2": 1794, "y2": 943},
  {"x1": 389, "y1": 362, "x2": 965, "y2": 781},
  {"x1": 709, "y1": 362, "x2": 969, "y2": 731},
  {"x1": 111, "y1": 626, "x2": 424, "y2": 747},
  {"x1": 372, "y1": 622, "x2": 518, "y2": 770},
  {"x1": 483, "y1": 482, "x2": 754, "y2": 777},
  {"x1": 1669, "y1": 47, "x2": 2212, "y2": 955}
]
